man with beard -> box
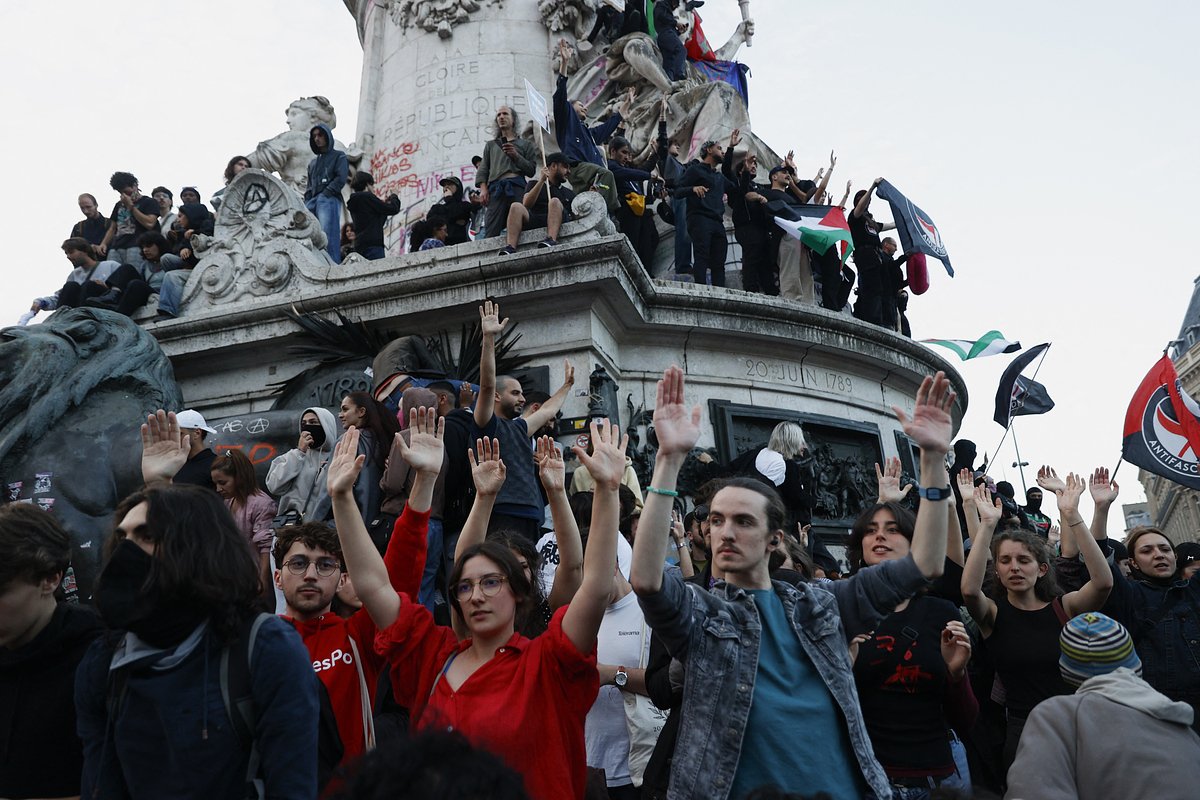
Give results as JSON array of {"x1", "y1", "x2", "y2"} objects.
[{"x1": 70, "y1": 192, "x2": 108, "y2": 245}]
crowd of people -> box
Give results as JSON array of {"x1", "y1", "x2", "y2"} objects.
[{"x1": 4, "y1": 299, "x2": 1200, "y2": 800}]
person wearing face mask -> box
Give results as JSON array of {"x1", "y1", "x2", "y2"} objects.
[
  {"x1": 1023, "y1": 486, "x2": 1053, "y2": 538},
  {"x1": 75, "y1": 480, "x2": 318, "y2": 800},
  {"x1": 268, "y1": 407, "x2": 340, "y2": 527}
]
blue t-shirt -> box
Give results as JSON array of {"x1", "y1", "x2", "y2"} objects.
[
  {"x1": 471, "y1": 415, "x2": 542, "y2": 520},
  {"x1": 729, "y1": 588, "x2": 864, "y2": 800}
]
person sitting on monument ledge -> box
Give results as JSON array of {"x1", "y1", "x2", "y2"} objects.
[
  {"x1": 98, "y1": 171, "x2": 160, "y2": 270},
  {"x1": 408, "y1": 218, "x2": 448, "y2": 252},
  {"x1": 497, "y1": 153, "x2": 574, "y2": 256},
  {"x1": 29, "y1": 237, "x2": 120, "y2": 319},
  {"x1": 426, "y1": 175, "x2": 473, "y2": 246},
  {"x1": 346, "y1": 170, "x2": 400, "y2": 260},
  {"x1": 152, "y1": 185, "x2": 177, "y2": 236},
  {"x1": 475, "y1": 106, "x2": 538, "y2": 240},
  {"x1": 70, "y1": 192, "x2": 109, "y2": 245},
  {"x1": 554, "y1": 39, "x2": 627, "y2": 213},
  {"x1": 179, "y1": 185, "x2": 202, "y2": 206},
  {"x1": 156, "y1": 203, "x2": 214, "y2": 318},
  {"x1": 86, "y1": 231, "x2": 182, "y2": 316}
]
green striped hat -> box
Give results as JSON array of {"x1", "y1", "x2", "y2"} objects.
[{"x1": 1059, "y1": 612, "x2": 1142, "y2": 688}]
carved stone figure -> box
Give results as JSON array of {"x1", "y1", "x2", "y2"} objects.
[
  {"x1": 538, "y1": 0, "x2": 596, "y2": 39},
  {"x1": 388, "y1": 0, "x2": 494, "y2": 38},
  {"x1": 180, "y1": 169, "x2": 338, "y2": 313},
  {"x1": 0, "y1": 308, "x2": 183, "y2": 597},
  {"x1": 250, "y1": 96, "x2": 360, "y2": 194}
]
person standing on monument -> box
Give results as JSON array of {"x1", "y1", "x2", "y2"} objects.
[
  {"x1": 347, "y1": 171, "x2": 401, "y2": 260},
  {"x1": 850, "y1": 178, "x2": 896, "y2": 327},
  {"x1": 475, "y1": 106, "x2": 537, "y2": 239},
  {"x1": 675, "y1": 132, "x2": 737, "y2": 287},
  {"x1": 554, "y1": 39, "x2": 623, "y2": 212},
  {"x1": 305, "y1": 124, "x2": 349, "y2": 263}
]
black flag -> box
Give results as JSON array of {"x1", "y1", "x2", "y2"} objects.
[{"x1": 994, "y1": 343, "x2": 1054, "y2": 428}]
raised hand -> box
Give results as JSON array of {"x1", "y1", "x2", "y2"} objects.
[
  {"x1": 459, "y1": 381, "x2": 475, "y2": 408},
  {"x1": 1088, "y1": 466, "x2": 1120, "y2": 506},
  {"x1": 670, "y1": 510, "x2": 687, "y2": 546},
  {"x1": 396, "y1": 406, "x2": 444, "y2": 475},
  {"x1": 652, "y1": 365, "x2": 702, "y2": 458},
  {"x1": 479, "y1": 299, "x2": 508, "y2": 338},
  {"x1": 785, "y1": 150, "x2": 796, "y2": 169},
  {"x1": 562, "y1": 359, "x2": 576, "y2": 388},
  {"x1": 941, "y1": 620, "x2": 972, "y2": 680},
  {"x1": 891, "y1": 372, "x2": 955, "y2": 455},
  {"x1": 829, "y1": 150, "x2": 837, "y2": 168},
  {"x1": 327, "y1": 427, "x2": 366, "y2": 496},
  {"x1": 535, "y1": 435, "x2": 566, "y2": 493},
  {"x1": 1058, "y1": 472, "x2": 1087, "y2": 513},
  {"x1": 875, "y1": 456, "x2": 913, "y2": 503},
  {"x1": 574, "y1": 418, "x2": 629, "y2": 490},
  {"x1": 973, "y1": 484, "x2": 1001, "y2": 525},
  {"x1": 140, "y1": 409, "x2": 191, "y2": 483},
  {"x1": 467, "y1": 437, "x2": 507, "y2": 496},
  {"x1": 1036, "y1": 465, "x2": 1066, "y2": 494},
  {"x1": 729, "y1": 128, "x2": 741, "y2": 148},
  {"x1": 955, "y1": 467, "x2": 976, "y2": 506}
]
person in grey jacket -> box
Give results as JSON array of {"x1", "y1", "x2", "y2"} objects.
[
  {"x1": 1005, "y1": 612, "x2": 1200, "y2": 800},
  {"x1": 266, "y1": 406, "x2": 339, "y2": 523},
  {"x1": 630, "y1": 366, "x2": 956, "y2": 800},
  {"x1": 304, "y1": 123, "x2": 349, "y2": 262}
]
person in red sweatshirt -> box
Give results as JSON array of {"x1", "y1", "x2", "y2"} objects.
[{"x1": 274, "y1": 405, "x2": 437, "y2": 785}]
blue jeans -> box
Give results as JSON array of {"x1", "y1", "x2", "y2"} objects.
[
  {"x1": 672, "y1": 198, "x2": 691, "y2": 272},
  {"x1": 107, "y1": 246, "x2": 146, "y2": 271},
  {"x1": 418, "y1": 518, "x2": 444, "y2": 612},
  {"x1": 156, "y1": 269, "x2": 192, "y2": 315},
  {"x1": 306, "y1": 193, "x2": 342, "y2": 262}
]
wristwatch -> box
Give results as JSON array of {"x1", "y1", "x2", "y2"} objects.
[
  {"x1": 917, "y1": 485, "x2": 954, "y2": 502},
  {"x1": 614, "y1": 666, "x2": 629, "y2": 688}
]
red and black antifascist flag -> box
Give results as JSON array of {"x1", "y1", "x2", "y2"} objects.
[{"x1": 1122, "y1": 355, "x2": 1200, "y2": 490}]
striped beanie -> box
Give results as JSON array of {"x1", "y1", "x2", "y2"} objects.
[{"x1": 1059, "y1": 612, "x2": 1142, "y2": 688}]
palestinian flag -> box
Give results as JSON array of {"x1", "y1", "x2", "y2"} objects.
[
  {"x1": 921, "y1": 332, "x2": 1022, "y2": 361},
  {"x1": 1122, "y1": 355, "x2": 1200, "y2": 490},
  {"x1": 773, "y1": 207, "x2": 854, "y2": 264}
]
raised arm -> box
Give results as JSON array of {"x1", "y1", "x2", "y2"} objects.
[
  {"x1": 956, "y1": 468, "x2": 978, "y2": 543},
  {"x1": 961, "y1": 484, "x2": 1001, "y2": 634},
  {"x1": 1058, "y1": 472, "x2": 1114, "y2": 617},
  {"x1": 945, "y1": 494, "x2": 965, "y2": 567},
  {"x1": 473, "y1": 300, "x2": 508, "y2": 429},
  {"x1": 837, "y1": 179, "x2": 852, "y2": 209},
  {"x1": 140, "y1": 409, "x2": 190, "y2": 483},
  {"x1": 1037, "y1": 466, "x2": 1071, "y2": 554},
  {"x1": 561, "y1": 418, "x2": 630, "y2": 654},
  {"x1": 455, "y1": 436, "x2": 506, "y2": 565},
  {"x1": 523, "y1": 360, "x2": 575, "y2": 435},
  {"x1": 812, "y1": 150, "x2": 836, "y2": 202},
  {"x1": 536, "y1": 435, "x2": 583, "y2": 610},
  {"x1": 630, "y1": 366, "x2": 702, "y2": 596},
  {"x1": 392, "y1": 407, "x2": 444, "y2": 514},
  {"x1": 328, "y1": 427, "x2": 400, "y2": 629},
  {"x1": 1087, "y1": 466, "x2": 1120, "y2": 545},
  {"x1": 891, "y1": 373, "x2": 954, "y2": 579},
  {"x1": 671, "y1": 509, "x2": 695, "y2": 578},
  {"x1": 875, "y1": 456, "x2": 913, "y2": 504},
  {"x1": 853, "y1": 177, "x2": 881, "y2": 218}
]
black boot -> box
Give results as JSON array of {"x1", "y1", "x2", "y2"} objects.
[{"x1": 85, "y1": 288, "x2": 122, "y2": 309}]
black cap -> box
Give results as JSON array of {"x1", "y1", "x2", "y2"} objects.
[
  {"x1": 768, "y1": 165, "x2": 788, "y2": 177},
  {"x1": 1177, "y1": 541, "x2": 1200, "y2": 567}
]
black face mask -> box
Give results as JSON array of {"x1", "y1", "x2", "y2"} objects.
[
  {"x1": 1026, "y1": 495, "x2": 1043, "y2": 512},
  {"x1": 95, "y1": 539, "x2": 206, "y2": 648},
  {"x1": 300, "y1": 422, "x2": 326, "y2": 448}
]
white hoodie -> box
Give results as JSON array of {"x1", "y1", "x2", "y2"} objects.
[{"x1": 265, "y1": 406, "x2": 338, "y2": 520}]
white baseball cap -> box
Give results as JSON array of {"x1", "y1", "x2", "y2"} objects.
[{"x1": 175, "y1": 409, "x2": 217, "y2": 435}]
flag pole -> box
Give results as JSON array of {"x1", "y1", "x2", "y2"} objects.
[
  {"x1": 1111, "y1": 458, "x2": 1123, "y2": 481},
  {"x1": 983, "y1": 424, "x2": 1013, "y2": 478},
  {"x1": 1010, "y1": 420, "x2": 1029, "y2": 495},
  {"x1": 986, "y1": 342, "x2": 1052, "y2": 478}
]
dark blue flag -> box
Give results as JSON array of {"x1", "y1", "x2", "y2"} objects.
[
  {"x1": 994, "y1": 343, "x2": 1053, "y2": 428},
  {"x1": 876, "y1": 180, "x2": 954, "y2": 277}
]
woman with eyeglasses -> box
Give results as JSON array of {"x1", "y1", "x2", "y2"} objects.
[{"x1": 328, "y1": 411, "x2": 625, "y2": 800}]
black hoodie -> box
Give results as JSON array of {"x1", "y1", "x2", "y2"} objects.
[
  {"x1": 0, "y1": 602, "x2": 102, "y2": 798},
  {"x1": 426, "y1": 176, "x2": 474, "y2": 245}
]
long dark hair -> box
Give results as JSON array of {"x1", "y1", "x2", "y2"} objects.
[
  {"x1": 846, "y1": 501, "x2": 916, "y2": 571},
  {"x1": 447, "y1": 541, "x2": 533, "y2": 630},
  {"x1": 104, "y1": 483, "x2": 261, "y2": 642},
  {"x1": 345, "y1": 391, "x2": 400, "y2": 470},
  {"x1": 211, "y1": 448, "x2": 261, "y2": 507}
]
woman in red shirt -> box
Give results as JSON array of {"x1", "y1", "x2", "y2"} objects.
[{"x1": 328, "y1": 410, "x2": 627, "y2": 800}]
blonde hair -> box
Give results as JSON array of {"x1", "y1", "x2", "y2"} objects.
[{"x1": 768, "y1": 421, "x2": 807, "y2": 460}]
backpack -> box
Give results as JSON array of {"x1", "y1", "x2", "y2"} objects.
[{"x1": 107, "y1": 613, "x2": 272, "y2": 800}]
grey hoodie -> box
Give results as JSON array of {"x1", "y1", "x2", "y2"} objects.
[
  {"x1": 1006, "y1": 668, "x2": 1200, "y2": 800},
  {"x1": 265, "y1": 407, "x2": 338, "y2": 520}
]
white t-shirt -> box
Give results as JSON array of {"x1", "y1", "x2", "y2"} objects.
[
  {"x1": 537, "y1": 529, "x2": 632, "y2": 597},
  {"x1": 755, "y1": 448, "x2": 787, "y2": 487},
  {"x1": 585, "y1": 590, "x2": 650, "y2": 787}
]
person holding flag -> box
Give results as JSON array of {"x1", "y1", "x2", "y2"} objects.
[{"x1": 849, "y1": 178, "x2": 896, "y2": 326}]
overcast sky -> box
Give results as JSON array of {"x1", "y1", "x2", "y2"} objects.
[{"x1": 4, "y1": 1, "x2": 1196, "y2": 538}]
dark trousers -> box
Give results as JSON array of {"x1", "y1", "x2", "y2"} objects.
[
  {"x1": 658, "y1": 31, "x2": 688, "y2": 80},
  {"x1": 485, "y1": 512, "x2": 541, "y2": 546},
  {"x1": 105, "y1": 263, "x2": 154, "y2": 316},
  {"x1": 853, "y1": 246, "x2": 884, "y2": 325},
  {"x1": 58, "y1": 280, "x2": 108, "y2": 309},
  {"x1": 816, "y1": 248, "x2": 844, "y2": 310},
  {"x1": 617, "y1": 205, "x2": 658, "y2": 269},
  {"x1": 687, "y1": 218, "x2": 727, "y2": 287},
  {"x1": 735, "y1": 224, "x2": 775, "y2": 294}
]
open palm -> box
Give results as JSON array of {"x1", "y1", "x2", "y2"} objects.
[
  {"x1": 653, "y1": 366, "x2": 701, "y2": 457},
  {"x1": 468, "y1": 437, "x2": 507, "y2": 496},
  {"x1": 327, "y1": 427, "x2": 366, "y2": 495},
  {"x1": 893, "y1": 372, "x2": 954, "y2": 454},
  {"x1": 141, "y1": 410, "x2": 191, "y2": 483},
  {"x1": 398, "y1": 406, "x2": 444, "y2": 474}
]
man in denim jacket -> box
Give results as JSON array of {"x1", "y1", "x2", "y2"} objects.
[{"x1": 631, "y1": 367, "x2": 956, "y2": 800}]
